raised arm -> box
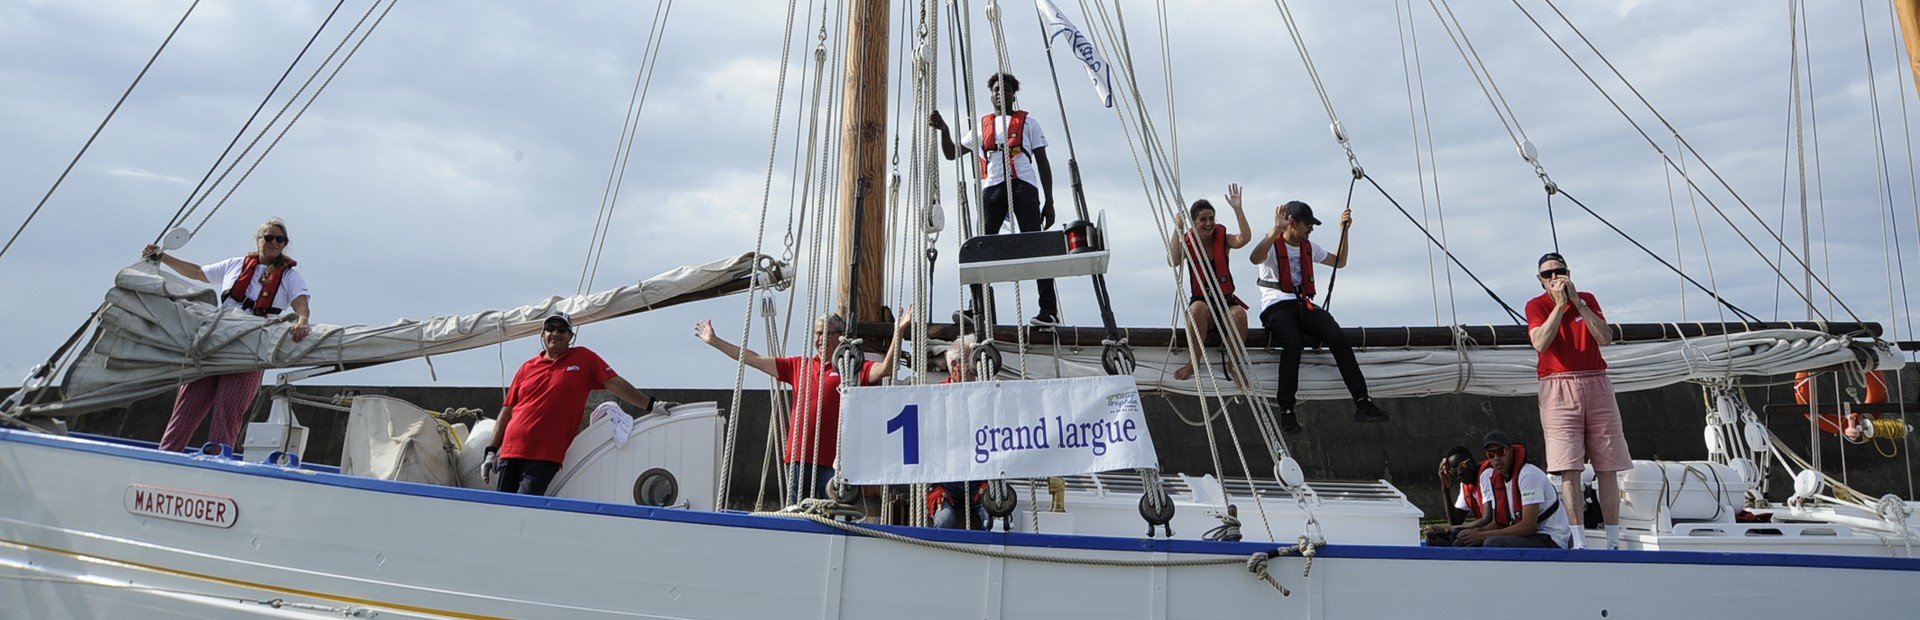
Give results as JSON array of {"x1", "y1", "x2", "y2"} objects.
[
  {"x1": 1322, "y1": 208, "x2": 1352, "y2": 269},
  {"x1": 1224, "y1": 184, "x2": 1253, "y2": 249},
  {"x1": 1248, "y1": 206, "x2": 1285, "y2": 266},
  {"x1": 1167, "y1": 214, "x2": 1189, "y2": 267},
  {"x1": 695, "y1": 320, "x2": 778, "y2": 378},
  {"x1": 1570, "y1": 288, "x2": 1612, "y2": 345},
  {"x1": 865, "y1": 306, "x2": 915, "y2": 385},
  {"x1": 143, "y1": 244, "x2": 209, "y2": 282}
]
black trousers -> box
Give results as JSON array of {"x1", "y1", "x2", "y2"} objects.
[
  {"x1": 973, "y1": 180, "x2": 1058, "y2": 317},
  {"x1": 495, "y1": 458, "x2": 562, "y2": 496},
  {"x1": 1259, "y1": 299, "x2": 1369, "y2": 410}
]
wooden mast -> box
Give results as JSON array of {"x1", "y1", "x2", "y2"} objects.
[{"x1": 835, "y1": 0, "x2": 891, "y2": 323}]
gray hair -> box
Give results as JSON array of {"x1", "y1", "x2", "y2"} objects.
[
  {"x1": 944, "y1": 336, "x2": 976, "y2": 365},
  {"x1": 815, "y1": 312, "x2": 846, "y2": 334}
]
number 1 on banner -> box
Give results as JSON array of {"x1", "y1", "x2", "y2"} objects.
[{"x1": 886, "y1": 404, "x2": 921, "y2": 465}]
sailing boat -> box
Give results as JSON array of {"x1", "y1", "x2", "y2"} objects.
[{"x1": 4, "y1": 1, "x2": 1919, "y2": 618}]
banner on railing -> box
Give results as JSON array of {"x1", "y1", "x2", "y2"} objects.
[{"x1": 838, "y1": 375, "x2": 1157, "y2": 485}]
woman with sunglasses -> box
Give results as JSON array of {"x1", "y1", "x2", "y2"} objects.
[
  {"x1": 1526, "y1": 252, "x2": 1630, "y2": 550},
  {"x1": 141, "y1": 217, "x2": 312, "y2": 452}
]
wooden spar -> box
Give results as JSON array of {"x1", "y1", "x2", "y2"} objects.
[
  {"x1": 834, "y1": 0, "x2": 891, "y2": 323},
  {"x1": 851, "y1": 320, "x2": 1885, "y2": 349}
]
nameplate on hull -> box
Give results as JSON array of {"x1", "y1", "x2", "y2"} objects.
[{"x1": 125, "y1": 485, "x2": 239, "y2": 528}]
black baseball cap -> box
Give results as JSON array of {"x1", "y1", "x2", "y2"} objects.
[
  {"x1": 1482, "y1": 431, "x2": 1513, "y2": 450},
  {"x1": 1284, "y1": 200, "x2": 1322, "y2": 226},
  {"x1": 1538, "y1": 252, "x2": 1566, "y2": 267}
]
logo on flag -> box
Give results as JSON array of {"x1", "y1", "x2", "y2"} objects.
[{"x1": 1036, "y1": 0, "x2": 1115, "y2": 108}]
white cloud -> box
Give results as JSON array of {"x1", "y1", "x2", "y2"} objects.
[{"x1": 2, "y1": 0, "x2": 1916, "y2": 394}]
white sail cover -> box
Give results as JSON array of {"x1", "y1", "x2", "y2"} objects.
[
  {"x1": 22, "y1": 254, "x2": 767, "y2": 416},
  {"x1": 975, "y1": 329, "x2": 1899, "y2": 399},
  {"x1": 339, "y1": 395, "x2": 464, "y2": 486}
]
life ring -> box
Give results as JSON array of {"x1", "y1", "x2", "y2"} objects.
[
  {"x1": 1793, "y1": 370, "x2": 1887, "y2": 405},
  {"x1": 1794, "y1": 370, "x2": 1889, "y2": 439}
]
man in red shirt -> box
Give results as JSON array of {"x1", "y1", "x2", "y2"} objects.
[
  {"x1": 694, "y1": 307, "x2": 913, "y2": 504},
  {"x1": 485, "y1": 311, "x2": 667, "y2": 496},
  {"x1": 1526, "y1": 252, "x2": 1629, "y2": 549}
]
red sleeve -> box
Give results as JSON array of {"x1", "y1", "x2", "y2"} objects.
[
  {"x1": 859, "y1": 360, "x2": 882, "y2": 386},
  {"x1": 582, "y1": 348, "x2": 617, "y2": 389},
  {"x1": 774, "y1": 356, "x2": 799, "y2": 384},
  {"x1": 1525, "y1": 296, "x2": 1549, "y2": 329}
]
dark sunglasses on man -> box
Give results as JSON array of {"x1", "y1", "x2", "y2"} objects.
[{"x1": 1538, "y1": 267, "x2": 1569, "y2": 279}]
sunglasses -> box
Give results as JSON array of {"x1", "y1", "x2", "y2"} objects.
[
  {"x1": 1485, "y1": 446, "x2": 1509, "y2": 457},
  {"x1": 1538, "y1": 267, "x2": 1569, "y2": 278},
  {"x1": 543, "y1": 324, "x2": 572, "y2": 333},
  {"x1": 261, "y1": 234, "x2": 289, "y2": 244}
]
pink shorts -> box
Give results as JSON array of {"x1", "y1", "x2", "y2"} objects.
[{"x1": 1538, "y1": 370, "x2": 1632, "y2": 474}]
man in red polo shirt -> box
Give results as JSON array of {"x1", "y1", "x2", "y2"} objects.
[
  {"x1": 694, "y1": 307, "x2": 913, "y2": 504},
  {"x1": 485, "y1": 311, "x2": 667, "y2": 496},
  {"x1": 1526, "y1": 252, "x2": 1629, "y2": 549}
]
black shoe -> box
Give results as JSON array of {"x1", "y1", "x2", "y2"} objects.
[
  {"x1": 1030, "y1": 313, "x2": 1060, "y2": 327},
  {"x1": 1279, "y1": 409, "x2": 1303, "y2": 435},
  {"x1": 1352, "y1": 399, "x2": 1389, "y2": 423}
]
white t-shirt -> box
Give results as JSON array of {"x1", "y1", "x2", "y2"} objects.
[
  {"x1": 203, "y1": 256, "x2": 311, "y2": 314},
  {"x1": 1477, "y1": 464, "x2": 1572, "y2": 548},
  {"x1": 1256, "y1": 240, "x2": 1328, "y2": 310},
  {"x1": 960, "y1": 112, "x2": 1049, "y2": 187}
]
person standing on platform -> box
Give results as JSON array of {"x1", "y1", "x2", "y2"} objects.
[
  {"x1": 143, "y1": 217, "x2": 313, "y2": 453},
  {"x1": 929, "y1": 72, "x2": 1060, "y2": 327},
  {"x1": 1527, "y1": 252, "x2": 1630, "y2": 549}
]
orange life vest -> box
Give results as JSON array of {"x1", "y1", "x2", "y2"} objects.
[
  {"x1": 978, "y1": 111, "x2": 1029, "y2": 181},
  {"x1": 225, "y1": 254, "x2": 297, "y2": 317}
]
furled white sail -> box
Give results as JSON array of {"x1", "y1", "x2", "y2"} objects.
[
  {"x1": 18, "y1": 253, "x2": 772, "y2": 417},
  {"x1": 982, "y1": 329, "x2": 1898, "y2": 399}
]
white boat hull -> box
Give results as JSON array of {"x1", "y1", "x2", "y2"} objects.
[{"x1": 3, "y1": 429, "x2": 1916, "y2": 619}]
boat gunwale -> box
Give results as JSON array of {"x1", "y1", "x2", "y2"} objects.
[{"x1": 5, "y1": 427, "x2": 1918, "y2": 573}]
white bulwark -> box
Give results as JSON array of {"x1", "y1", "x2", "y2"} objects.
[{"x1": 839, "y1": 375, "x2": 1158, "y2": 485}]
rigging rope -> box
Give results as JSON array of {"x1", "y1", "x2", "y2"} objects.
[
  {"x1": 579, "y1": 0, "x2": 676, "y2": 295},
  {"x1": 188, "y1": 0, "x2": 400, "y2": 237},
  {"x1": 155, "y1": 1, "x2": 349, "y2": 240},
  {"x1": 1510, "y1": 0, "x2": 1870, "y2": 327},
  {"x1": 719, "y1": 0, "x2": 808, "y2": 510},
  {"x1": 0, "y1": 0, "x2": 202, "y2": 265}
]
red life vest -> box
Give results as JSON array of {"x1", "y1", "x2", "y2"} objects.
[
  {"x1": 1273, "y1": 239, "x2": 1316, "y2": 299},
  {"x1": 1461, "y1": 471, "x2": 1486, "y2": 520},
  {"x1": 926, "y1": 482, "x2": 987, "y2": 521},
  {"x1": 1482, "y1": 443, "x2": 1558, "y2": 527},
  {"x1": 225, "y1": 254, "x2": 297, "y2": 317},
  {"x1": 1186, "y1": 226, "x2": 1236, "y2": 299},
  {"x1": 978, "y1": 111, "x2": 1029, "y2": 181}
]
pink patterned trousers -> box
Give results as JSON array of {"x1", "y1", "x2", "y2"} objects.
[{"x1": 159, "y1": 370, "x2": 266, "y2": 452}]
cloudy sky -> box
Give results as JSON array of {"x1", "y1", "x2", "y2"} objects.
[{"x1": 3, "y1": 0, "x2": 1916, "y2": 395}]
